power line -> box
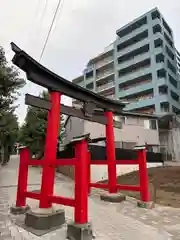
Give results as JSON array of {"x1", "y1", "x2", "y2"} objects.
[
  {"x1": 51, "y1": 0, "x2": 65, "y2": 34},
  {"x1": 39, "y1": 0, "x2": 63, "y2": 62}
]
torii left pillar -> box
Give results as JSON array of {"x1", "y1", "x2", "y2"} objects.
[
  {"x1": 39, "y1": 91, "x2": 61, "y2": 209},
  {"x1": 24, "y1": 91, "x2": 65, "y2": 232}
]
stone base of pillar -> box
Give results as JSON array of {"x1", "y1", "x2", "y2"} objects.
[
  {"x1": 137, "y1": 200, "x2": 155, "y2": 209},
  {"x1": 100, "y1": 192, "x2": 126, "y2": 203},
  {"x1": 25, "y1": 207, "x2": 65, "y2": 230},
  {"x1": 67, "y1": 222, "x2": 93, "y2": 240},
  {"x1": 10, "y1": 205, "x2": 30, "y2": 215}
]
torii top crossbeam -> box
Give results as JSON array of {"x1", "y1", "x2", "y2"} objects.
[{"x1": 11, "y1": 42, "x2": 126, "y2": 114}]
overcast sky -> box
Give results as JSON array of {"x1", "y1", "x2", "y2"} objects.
[{"x1": 0, "y1": 0, "x2": 180, "y2": 124}]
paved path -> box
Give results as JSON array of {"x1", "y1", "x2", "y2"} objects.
[{"x1": 0, "y1": 156, "x2": 179, "y2": 239}]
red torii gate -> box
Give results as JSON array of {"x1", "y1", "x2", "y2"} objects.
[{"x1": 10, "y1": 43, "x2": 152, "y2": 240}]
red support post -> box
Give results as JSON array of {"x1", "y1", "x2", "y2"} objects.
[
  {"x1": 105, "y1": 111, "x2": 117, "y2": 193},
  {"x1": 88, "y1": 152, "x2": 91, "y2": 195},
  {"x1": 116, "y1": 184, "x2": 140, "y2": 191},
  {"x1": 74, "y1": 140, "x2": 89, "y2": 224},
  {"x1": 16, "y1": 147, "x2": 29, "y2": 207},
  {"x1": 39, "y1": 91, "x2": 61, "y2": 208},
  {"x1": 138, "y1": 148, "x2": 150, "y2": 202}
]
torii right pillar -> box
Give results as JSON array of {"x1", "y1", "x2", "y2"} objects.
[
  {"x1": 100, "y1": 111, "x2": 126, "y2": 203},
  {"x1": 135, "y1": 145, "x2": 155, "y2": 209}
]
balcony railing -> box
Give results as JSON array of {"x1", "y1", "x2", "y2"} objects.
[
  {"x1": 122, "y1": 94, "x2": 153, "y2": 103},
  {"x1": 119, "y1": 79, "x2": 152, "y2": 91},
  {"x1": 85, "y1": 77, "x2": 94, "y2": 84},
  {"x1": 117, "y1": 52, "x2": 150, "y2": 70},
  {"x1": 97, "y1": 81, "x2": 114, "y2": 92},
  {"x1": 116, "y1": 24, "x2": 148, "y2": 45},
  {"x1": 96, "y1": 69, "x2": 114, "y2": 80},
  {"x1": 96, "y1": 57, "x2": 114, "y2": 69}
]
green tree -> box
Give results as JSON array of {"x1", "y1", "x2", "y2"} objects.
[
  {"x1": 19, "y1": 90, "x2": 65, "y2": 159},
  {"x1": 0, "y1": 46, "x2": 25, "y2": 163},
  {"x1": 0, "y1": 46, "x2": 25, "y2": 112},
  {"x1": 0, "y1": 111, "x2": 19, "y2": 164}
]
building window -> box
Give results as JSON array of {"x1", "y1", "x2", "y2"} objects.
[
  {"x1": 144, "y1": 119, "x2": 157, "y2": 129},
  {"x1": 86, "y1": 82, "x2": 94, "y2": 90},
  {"x1": 159, "y1": 85, "x2": 168, "y2": 95},
  {"x1": 167, "y1": 60, "x2": 176, "y2": 75},
  {"x1": 164, "y1": 32, "x2": 173, "y2": 47},
  {"x1": 160, "y1": 102, "x2": 169, "y2": 112},
  {"x1": 165, "y1": 46, "x2": 175, "y2": 60},
  {"x1": 162, "y1": 18, "x2": 172, "y2": 36},
  {"x1": 156, "y1": 53, "x2": 164, "y2": 63},
  {"x1": 150, "y1": 120, "x2": 157, "y2": 129},
  {"x1": 157, "y1": 68, "x2": 166, "y2": 78},
  {"x1": 154, "y1": 38, "x2": 163, "y2": 48},
  {"x1": 151, "y1": 10, "x2": 161, "y2": 20},
  {"x1": 85, "y1": 70, "x2": 93, "y2": 79},
  {"x1": 171, "y1": 91, "x2": 179, "y2": 102},
  {"x1": 169, "y1": 74, "x2": 177, "y2": 88},
  {"x1": 172, "y1": 106, "x2": 180, "y2": 114},
  {"x1": 153, "y1": 24, "x2": 162, "y2": 34}
]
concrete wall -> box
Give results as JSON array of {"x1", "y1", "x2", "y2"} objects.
[
  {"x1": 64, "y1": 117, "x2": 85, "y2": 145},
  {"x1": 83, "y1": 116, "x2": 159, "y2": 146},
  {"x1": 159, "y1": 128, "x2": 180, "y2": 161},
  {"x1": 64, "y1": 116, "x2": 159, "y2": 146},
  {"x1": 91, "y1": 163, "x2": 162, "y2": 182}
]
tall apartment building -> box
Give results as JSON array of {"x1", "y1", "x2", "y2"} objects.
[
  {"x1": 72, "y1": 43, "x2": 115, "y2": 99},
  {"x1": 72, "y1": 7, "x2": 180, "y2": 115},
  {"x1": 176, "y1": 49, "x2": 180, "y2": 79}
]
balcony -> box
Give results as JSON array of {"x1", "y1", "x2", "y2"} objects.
[
  {"x1": 164, "y1": 39, "x2": 175, "y2": 56},
  {"x1": 97, "y1": 81, "x2": 114, "y2": 92},
  {"x1": 116, "y1": 24, "x2": 148, "y2": 45},
  {"x1": 116, "y1": 38, "x2": 150, "y2": 57},
  {"x1": 118, "y1": 81, "x2": 153, "y2": 98},
  {"x1": 85, "y1": 77, "x2": 94, "y2": 85},
  {"x1": 96, "y1": 70, "x2": 114, "y2": 82},
  {"x1": 167, "y1": 82, "x2": 179, "y2": 95},
  {"x1": 163, "y1": 29, "x2": 174, "y2": 47},
  {"x1": 117, "y1": 67, "x2": 151, "y2": 84},
  {"x1": 171, "y1": 99, "x2": 180, "y2": 111},
  {"x1": 166, "y1": 67, "x2": 177, "y2": 81},
  {"x1": 117, "y1": 52, "x2": 150, "y2": 70},
  {"x1": 124, "y1": 97, "x2": 155, "y2": 111},
  {"x1": 116, "y1": 32, "x2": 162, "y2": 58},
  {"x1": 96, "y1": 57, "x2": 114, "y2": 69}
]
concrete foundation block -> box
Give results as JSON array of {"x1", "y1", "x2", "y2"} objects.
[
  {"x1": 137, "y1": 200, "x2": 155, "y2": 209},
  {"x1": 25, "y1": 208, "x2": 65, "y2": 230},
  {"x1": 67, "y1": 222, "x2": 93, "y2": 240},
  {"x1": 10, "y1": 205, "x2": 30, "y2": 215},
  {"x1": 100, "y1": 192, "x2": 126, "y2": 203}
]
